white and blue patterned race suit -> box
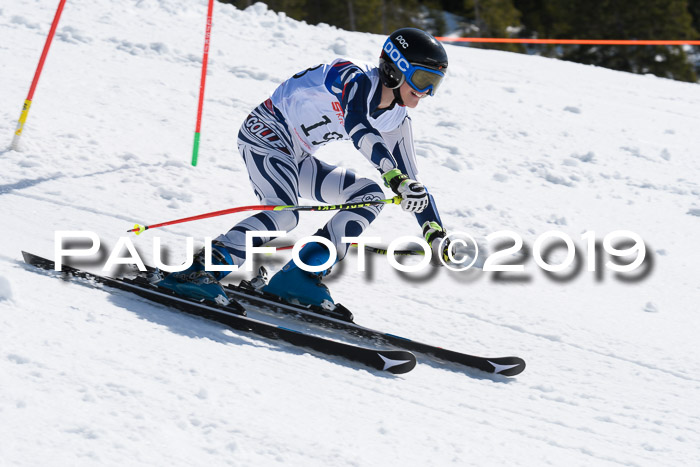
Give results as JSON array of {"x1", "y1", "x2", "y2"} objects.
[{"x1": 216, "y1": 59, "x2": 443, "y2": 266}]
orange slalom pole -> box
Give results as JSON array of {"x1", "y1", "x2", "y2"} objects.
[
  {"x1": 436, "y1": 37, "x2": 700, "y2": 45},
  {"x1": 11, "y1": 0, "x2": 67, "y2": 151}
]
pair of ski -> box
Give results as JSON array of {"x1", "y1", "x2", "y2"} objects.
[{"x1": 21, "y1": 251, "x2": 525, "y2": 377}]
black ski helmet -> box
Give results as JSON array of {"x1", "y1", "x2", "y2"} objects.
[{"x1": 379, "y1": 28, "x2": 448, "y2": 93}]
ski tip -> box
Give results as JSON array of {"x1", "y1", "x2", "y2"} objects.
[
  {"x1": 487, "y1": 357, "x2": 526, "y2": 376},
  {"x1": 376, "y1": 350, "x2": 417, "y2": 374}
]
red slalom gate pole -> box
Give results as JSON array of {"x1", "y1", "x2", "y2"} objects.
[
  {"x1": 191, "y1": 0, "x2": 214, "y2": 166},
  {"x1": 10, "y1": 0, "x2": 67, "y2": 151}
]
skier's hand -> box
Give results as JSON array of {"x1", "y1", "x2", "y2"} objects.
[
  {"x1": 382, "y1": 169, "x2": 428, "y2": 213},
  {"x1": 422, "y1": 221, "x2": 451, "y2": 264}
]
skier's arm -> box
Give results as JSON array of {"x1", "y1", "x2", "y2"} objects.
[
  {"x1": 380, "y1": 116, "x2": 443, "y2": 228},
  {"x1": 326, "y1": 64, "x2": 399, "y2": 173},
  {"x1": 382, "y1": 117, "x2": 454, "y2": 263},
  {"x1": 327, "y1": 63, "x2": 448, "y2": 258},
  {"x1": 325, "y1": 63, "x2": 428, "y2": 212}
]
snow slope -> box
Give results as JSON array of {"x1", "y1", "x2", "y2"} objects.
[{"x1": 2, "y1": 1, "x2": 700, "y2": 465}]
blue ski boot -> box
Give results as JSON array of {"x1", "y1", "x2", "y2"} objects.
[
  {"x1": 263, "y1": 242, "x2": 336, "y2": 310},
  {"x1": 157, "y1": 242, "x2": 235, "y2": 306}
]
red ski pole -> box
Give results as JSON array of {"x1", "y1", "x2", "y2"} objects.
[
  {"x1": 127, "y1": 197, "x2": 401, "y2": 235},
  {"x1": 11, "y1": 0, "x2": 67, "y2": 150},
  {"x1": 272, "y1": 243, "x2": 425, "y2": 256}
]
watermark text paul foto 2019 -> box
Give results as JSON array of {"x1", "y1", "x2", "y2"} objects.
[{"x1": 53, "y1": 229, "x2": 650, "y2": 279}]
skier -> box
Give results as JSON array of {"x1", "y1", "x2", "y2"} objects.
[{"x1": 159, "y1": 27, "x2": 452, "y2": 309}]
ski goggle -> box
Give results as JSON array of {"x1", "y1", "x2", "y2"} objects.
[{"x1": 383, "y1": 37, "x2": 446, "y2": 96}]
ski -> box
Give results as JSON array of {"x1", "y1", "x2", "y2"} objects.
[
  {"x1": 135, "y1": 263, "x2": 525, "y2": 376},
  {"x1": 21, "y1": 252, "x2": 417, "y2": 375},
  {"x1": 225, "y1": 270, "x2": 526, "y2": 377},
  {"x1": 230, "y1": 287, "x2": 525, "y2": 376}
]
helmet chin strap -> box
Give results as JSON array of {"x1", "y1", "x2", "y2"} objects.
[{"x1": 392, "y1": 87, "x2": 404, "y2": 107}]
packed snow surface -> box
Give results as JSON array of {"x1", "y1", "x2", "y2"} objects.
[{"x1": 2, "y1": 1, "x2": 700, "y2": 465}]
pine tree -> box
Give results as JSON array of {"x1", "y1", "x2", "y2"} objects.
[
  {"x1": 457, "y1": 0, "x2": 523, "y2": 51},
  {"x1": 688, "y1": 0, "x2": 700, "y2": 76},
  {"x1": 688, "y1": 0, "x2": 700, "y2": 30},
  {"x1": 547, "y1": 0, "x2": 697, "y2": 82}
]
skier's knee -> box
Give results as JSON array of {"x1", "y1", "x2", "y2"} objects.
[
  {"x1": 272, "y1": 210, "x2": 299, "y2": 232},
  {"x1": 345, "y1": 178, "x2": 384, "y2": 204},
  {"x1": 259, "y1": 197, "x2": 300, "y2": 231}
]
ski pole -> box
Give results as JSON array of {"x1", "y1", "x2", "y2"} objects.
[
  {"x1": 357, "y1": 245, "x2": 425, "y2": 256},
  {"x1": 271, "y1": 243, "x2": 424, "y2": 257},
  {"x1": 10, "y1": 0, "x2": 67, "y2": 150},
  {"x1": 128, "y1": 196, "x2": 402, "y2": 235}
]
